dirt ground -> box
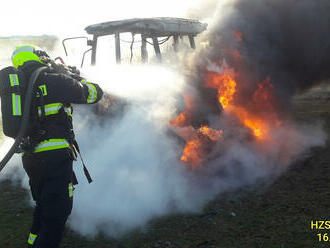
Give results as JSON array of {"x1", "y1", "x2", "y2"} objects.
[{"x1": 1, "y1": 88, "x2": 330, "y2": 248}]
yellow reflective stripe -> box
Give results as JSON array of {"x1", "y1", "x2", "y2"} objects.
[
  {"x1": 9, "y1": 74, "x2": 19, "y2": 86},
  {"x1": 34, "y1": 139, "x2": 69, "y2": 153},
  {"x1": 38, "y1": 103, "x2": 72, "y2": 117},
  {"x1": 38, "y1": 103, "x2": 63, "y2": 116},
  {"x1": 69, "y1": 183, "x2": 73, "y2": 198},
  {"x1": 87, "y1": 83, "x2": 97, "y2": 103},
  {"x1": 27, "y1": 233, "x2": 38, "y2": 245},
  {"x1": 12, "y1": 93, "x2": 22, "y2": 116},
  {"x1": 10, "y1": 74, "x2": 22, "y2": 116},
  {"x1": 81, "y1": 80, "x2": 97, "y2": 103}
]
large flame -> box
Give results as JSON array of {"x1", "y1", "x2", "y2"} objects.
[
  {"x1": 205, "y1": 71, "x2": 236, "y2": 109},
  {"x1": 170, "y1": 57, "x2": 281, "y2": 168},
  {"x1": 229, "y1": 106, "x2": 271, "y2": 140},
  {"x1": 211, "y1": 72, "x2": 280, "y2": 141}
]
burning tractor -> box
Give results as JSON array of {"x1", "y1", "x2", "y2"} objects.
[
  {"x1": 60, "y1": 17, "x2": 228, "y2": 167},
  {"x1": 61, "y1": 18, "x2": 286, "y2": 171}
]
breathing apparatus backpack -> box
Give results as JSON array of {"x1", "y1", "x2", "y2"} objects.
[
  {"x1": 0, "y1": 66, "x2": 48, "y2": 173},
  {"x1": 0, "y1": 66, "x2": 28, "y2": 138},
  {"x1": 0, "y1": 64, "x2": 92, "y2": 183}
]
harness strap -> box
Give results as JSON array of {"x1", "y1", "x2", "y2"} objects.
[{"x1": 71, "y1": 140, "x2": 93, "y2": 184}]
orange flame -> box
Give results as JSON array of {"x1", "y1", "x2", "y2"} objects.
[
  {"x1": 169, "y1": 112, "x2": 187, "y2": 127},
  {"x1": 205, "y1": 71, "x2": 237, "y2": 109},
  {"x1": 205, "y1": 71, "x2": 280, "y2": 141},
  {"x1": 179, "y1": 126, "x2": 223, "y2": 168},
  {"x1": 180, "y1": 139, "x2": 204, "y2": 168},
  {"x1": 241, "y1": 77, "x2": 281, "y2": 139},
  {"x1": 199, "y1": 126, "x2": 223, "y2": 141},
  {"x1": 170, "y1": 58, "x2": 282, "y2": 167},
  {"x1": 244, "y1": 118, "x2": 266, "y2": 138},
  {"x1": 229, "y1": 106, "x2": 270, "y2": 140}
]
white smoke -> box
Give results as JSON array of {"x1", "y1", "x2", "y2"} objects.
[
  {"x1": 0, "y1": 138, "x2": 29, "y2": 188},
  {"x1": 68, "y1": 64, "x2": 203, "y2": 236}
]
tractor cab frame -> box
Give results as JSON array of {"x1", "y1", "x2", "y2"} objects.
[{"x1": 62, "y1": 17, "x2": 207, "y2": 66}]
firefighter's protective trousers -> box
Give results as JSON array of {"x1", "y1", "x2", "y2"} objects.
[{"x1": 23, "y1": 149, "x2": 74, "y2": 248}]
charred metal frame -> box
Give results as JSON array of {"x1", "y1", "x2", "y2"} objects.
[
  {"x1": 90, "y1": 35, "x2": 98, "y2": 65},
  {"x1": 63, "y1": 18, "x2": 207, "y2": 66}
]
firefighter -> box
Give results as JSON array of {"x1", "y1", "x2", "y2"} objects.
[{"x1": 11, "y1": 45, "x2": 103, "y2": 248}]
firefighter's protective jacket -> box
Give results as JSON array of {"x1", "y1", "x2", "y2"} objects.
[{"x1": 21, "y1": 61, "x2": 103, "y2": 153}]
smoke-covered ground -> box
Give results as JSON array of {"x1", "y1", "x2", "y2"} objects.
[{"x1": 0, "y1": 0, "x2": 328, "y2": 240}]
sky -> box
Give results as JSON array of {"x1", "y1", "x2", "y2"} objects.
[{"x1": 0, "y1": 0, "x2": 203, "y2": 37}]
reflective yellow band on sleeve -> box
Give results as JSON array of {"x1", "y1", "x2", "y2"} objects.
[
  {"x1": 38, "y1": 103, "x2": 63, "y2": 116},
  {"x1": 34, "y1": 139, "x2": 70, "y2": 153},
  {"x1": 28, "y1": 233, "x2": 38, "y2": 245},
  {"x1": 87, "y1": 83, "x2": 97, "y2": 103},
  {"x1": 37, "y1": 103, "x2": 72, "y2": 117},
  {"x1": 12, "y1": 93, "x2": 22, "y2": 116},
  {"x1": 81, "y1": 80, "x2": 97, "y2": 103}
]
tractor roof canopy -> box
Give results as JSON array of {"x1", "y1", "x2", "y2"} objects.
[
  {"x1": 63, "y1": 17, "x2": 207, "y2": 65},
  {"x1": 85, "y1": 17, "x2": 207, "y2": 37}
]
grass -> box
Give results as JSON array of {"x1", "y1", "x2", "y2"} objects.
[{"x1": 1, "y1": 93, "x2": 330, "y2": 248}]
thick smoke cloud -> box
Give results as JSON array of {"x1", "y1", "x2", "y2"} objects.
[
  {"x1": 66, "y1": 65, "x2": 224, "y2": 236},
  {"x1": 199, "y1": 0, "x2": 330, "y2": 106}
]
